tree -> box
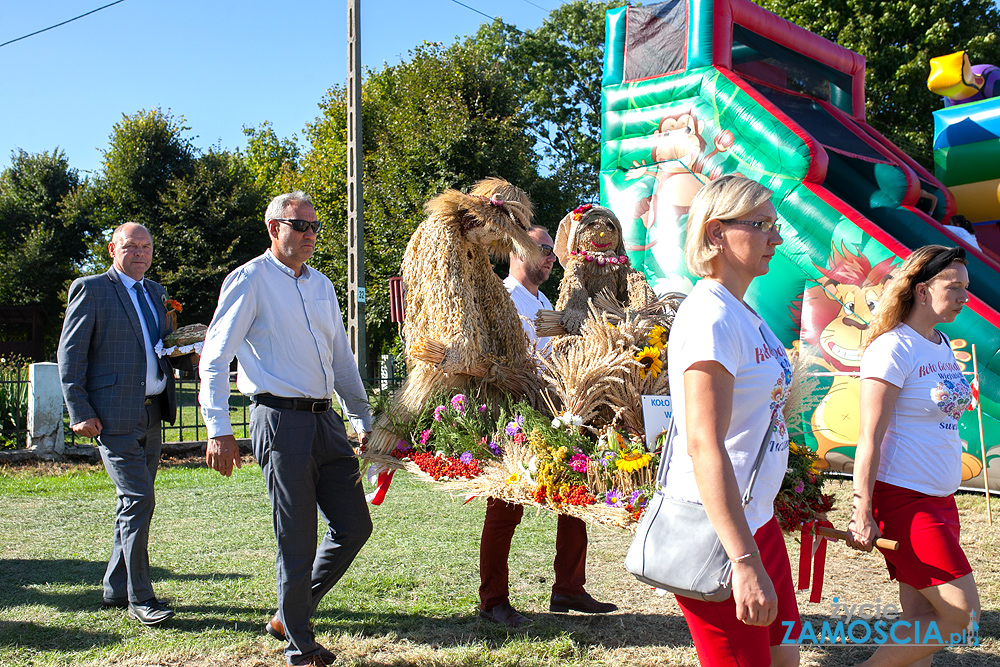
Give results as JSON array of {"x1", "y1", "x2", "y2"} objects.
[
  {"x1": 302, "y1": 39, "x2": 546, "y2": 366},
  {"x1": 240, "y1": 122, "x2": 301, "y2": 197},
  {"x1": 474, "y1": 1, "x2": 629, "y2": 207},
  {"x1": 153, "y1": 150, "x2": 269, "y2": 326},
  {"x1": 95, "y1": 109, "x2": 196, "y2": 229},
  {"x1": 0, "y1": 149, "x2": 99, "y2": 353},
  {"x1": 757, "y1": 0, "x2": 1000, "y2": 164}
]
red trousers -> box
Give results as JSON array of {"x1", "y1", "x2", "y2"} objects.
[{"x1": 478, "y1": 498, "x2": 587, "y2": 610}]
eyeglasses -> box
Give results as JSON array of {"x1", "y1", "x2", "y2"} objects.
[
  {"x1": 272, "y1": 218, "x2": 323, "y2": 233},
  {"x1": 722, "y1": 218, "x2": 781, "y2": 234},
  {"x1": 539, "y1": 244, "x2": 554, "y2": 257}
]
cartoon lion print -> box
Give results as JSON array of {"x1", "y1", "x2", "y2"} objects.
[{"x1": 795, "y1": 244, "x2": 983, "y2": 481}]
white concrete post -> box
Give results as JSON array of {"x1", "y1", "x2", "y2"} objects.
[{"x1": 27, "y1": 362, "x2": 64, "y2": 457}]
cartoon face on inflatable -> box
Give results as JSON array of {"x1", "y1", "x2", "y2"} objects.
[{"x1": 652, "y1": 111, "x2": 707, "y2": 163}]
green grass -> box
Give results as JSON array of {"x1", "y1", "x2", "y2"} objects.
[{"x1": 0, "y1": 466, "x2": 997, "y2": 667}]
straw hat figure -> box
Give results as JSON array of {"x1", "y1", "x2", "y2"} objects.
[
  {"x1": 368, "y1": 178, "x2": 544, "y2": 456},
  {"x1": 553, "y1": 205, "x2": 657, "y2": 334}
]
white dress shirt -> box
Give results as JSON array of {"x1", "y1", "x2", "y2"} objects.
[
  {"x1": 114, "y1": 268, "x2": 168, "y2": 397},
  {"x1": 199, "y1": 250, "x2": 372, "y2": 438},
  {"x1": 503, "y1": 275, "x2": 552, "y2": 350}
]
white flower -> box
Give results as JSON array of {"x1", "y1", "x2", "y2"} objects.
[
  {"x1": 551, "y1": 418, "x2": 562, "y2": 428},
  {"x1": 527, "y1": 456, "x2": 538, "y2": 474},
  {"x1": 568, "y1": 414, "x2": 583, "y2": 427}
]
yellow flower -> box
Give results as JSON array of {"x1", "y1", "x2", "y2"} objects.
[
  {"x1": 648, "y1": 325, "x2": 667, "y2": 349},
  {"x1": 616, "y1": 450, "x2": 653, "y2": 473},
  {"x1": 506, "y1": 471, "x2": 522, "y2": 484},
  {"x1": 634, "y1": 346, "x2": 662, "y2": 379}
]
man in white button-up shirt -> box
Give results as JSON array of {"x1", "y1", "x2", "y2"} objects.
[{"x1": 199, "y1": 191, "x2": 371, "y2": 667}]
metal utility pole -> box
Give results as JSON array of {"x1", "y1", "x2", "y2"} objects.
[{"x1": 346, "y1": 0, "x2": 368, "y2": 380}]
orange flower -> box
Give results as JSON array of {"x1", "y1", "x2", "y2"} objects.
[{"x1": 164, "y1": 299, "x2": 183, "y2": 313}]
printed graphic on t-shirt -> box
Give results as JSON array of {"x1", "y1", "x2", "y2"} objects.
[
  {"x1": 931, "y1": 378, "x2": 972, "y2": 421},
  {"x1": 765, "y1": 345, "x2": 793, "y2": 443}
]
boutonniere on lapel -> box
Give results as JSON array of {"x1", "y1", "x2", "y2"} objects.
[{"x1": 161, "y1": 294, "x2": 183, "y2": 334}]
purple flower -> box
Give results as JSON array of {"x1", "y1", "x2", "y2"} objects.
[
  {"x1": 628, "y1": 490, "x2": 647, "y2": 509},
  {"x1": 395, "y1": 440, "x2": 412, "y2": 453},
  {"x1": 460, "y1": 451, "x2": 474, "y2": 464},
  {"x1": 504, "y1": 415, "x2": 524, "y2": 437},
  {"x1": 478, "y1": 404, "x2": 488, "y2": 413},
  {"x1": 794, "y1": 480, "x2": 805, "y2": 494},
  {"x1": 433, "y1": 405, "x2": 447, "y2": 422},
  {"x1": 569, "y1": 453, "x2": 590, "y2": 473},
  {"x1": 451, "y1": 394, "x2": 467, "y2": 414},
  {"x1": 604, "y1": 488, "x2": 623, "y2": 508},
  {"x1": 419, "y1": 429, "x2": 432, "y2": 445},
  {"x1": 489, "y1": 441, "x2": 501, "y2": 456}
]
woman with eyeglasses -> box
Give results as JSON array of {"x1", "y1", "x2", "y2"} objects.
[
  {"x1": 848, "y1": 245, "x2": 980, "y2": 664},
  {"x1": 664, "y1": 174, "x2": 800, "y2": 667}
]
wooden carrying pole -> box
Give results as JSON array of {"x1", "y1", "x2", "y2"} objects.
[
  {"x1": 814, "y1": 525, "x2": 899, "y2": 551},
  {"x1": 972, "y1": 345, "x2": 993, "y2": 526}
]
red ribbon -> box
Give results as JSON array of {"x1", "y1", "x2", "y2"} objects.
[
  {"x1": 798, "y1": 520, "x2": 832, "y2": 603},
  {"x1": 367, "y1": 469, "x2": 395, "y2": 505}
]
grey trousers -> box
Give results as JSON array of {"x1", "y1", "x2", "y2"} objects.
[
  {"x1": 96, "y1": 399, "x2": 162, "y2": 604},
  {"x1": 250, "y1": 402, "x2": 373, "y2": 665}
]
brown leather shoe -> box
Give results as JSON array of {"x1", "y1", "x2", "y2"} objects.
[
  {"x1": 549, "y1": 591, "x2": 618, "y2": 614},
  {"x1": 478, "y1": 603, "x2": 532, "y2": 628},
  {"x1": 267, "y1": 615, "x2": 334, "y2": 665}
]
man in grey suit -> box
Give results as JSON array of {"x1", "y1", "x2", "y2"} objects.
[{"x1": 58, "y1": 222, "x2": 177, "y2": 625}]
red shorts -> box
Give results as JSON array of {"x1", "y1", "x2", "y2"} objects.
[
  {"x1": 872, "y1": 481, "x2": 972, "y2": 590},
  {"x1": 675, "y1": 516, "x2": 801, "y2": 667}
]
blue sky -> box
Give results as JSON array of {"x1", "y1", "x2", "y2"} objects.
[{"x1": 0, "y1": 0, "x2": 568, "y2": 176}]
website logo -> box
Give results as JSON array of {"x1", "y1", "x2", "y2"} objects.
[{"x1": 781, "y1": 597, "x2": 979, "y2": 647}]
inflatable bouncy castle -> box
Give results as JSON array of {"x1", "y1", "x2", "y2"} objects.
[
  {"x1": 599, "y1": 0, "x2": 1000, "y2": 491},
  {"x1": 928, "y1": 50, "x2": 1000, "y2": 249}
]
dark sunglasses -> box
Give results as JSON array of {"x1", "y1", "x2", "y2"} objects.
[
  {"x1": 539, "y1": 244, "x2": 554, "y2": 257},
  {"x1": 273, "y1": 218, "x2": 323, "y2": 233}
]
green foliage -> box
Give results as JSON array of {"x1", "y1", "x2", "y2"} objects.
[
  {"x1": 240, "y1": 122, "x2": 301, "y2": 196},
  {"x1": 0, "y1": 149, "x2": 99, "y2": 353},
  {"x1": 153, "y1": 150, "x2": 269, "y2": 325},
  {"x1": 757, "y1": 0, "x2": 1000, "y2": 164},
  {"x1": 95, "y1": 108, "x2": 196, "y2": 228},
  {"x1": 474, "y1": 1, "x2": 629, "y2": 207},
  {"x1": 0, "y1": 356, "x2": 29, "y2": 449},
  {"x1": 302, "y1": 39, "x2": 544, "y2": 362}
]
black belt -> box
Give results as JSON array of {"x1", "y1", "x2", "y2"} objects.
[{"x1": 253, "y1": 393, "x2": 331, "y2": 413}]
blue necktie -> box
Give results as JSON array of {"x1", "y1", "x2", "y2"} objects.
[{"x1": 133, "y1": 282, "x2": 164, "y2": 380}]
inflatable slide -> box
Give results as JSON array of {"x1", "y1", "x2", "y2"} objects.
[{"x1": 599, "y1": 0, "x2": 1000, "y2": 491}]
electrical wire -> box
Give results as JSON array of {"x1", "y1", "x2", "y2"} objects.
[
  {"x1": 0, "y1": 0, "x2": 128, "y2": 49},
  {"x1": 448, "y1": 0, "x2": 497, "y2": 22}
]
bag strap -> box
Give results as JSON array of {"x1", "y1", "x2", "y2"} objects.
[{"x1": 656, "y1": 407, "x2": 779, "y2": 510}]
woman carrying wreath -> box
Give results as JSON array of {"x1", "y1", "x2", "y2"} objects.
[
  {"x1": 848, "y1": 245, "x2": 980, "y2": 664},
  {"x1": 664, "y1": 175, "x2": 800, "y2": 666}
]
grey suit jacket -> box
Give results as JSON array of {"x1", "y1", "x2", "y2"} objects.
[{"x1": 58, "y1": 267, "x2": 177, "y2": 435}]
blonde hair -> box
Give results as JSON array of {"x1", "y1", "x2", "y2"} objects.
[
  {"x1": 864, "y1": 244, "x2": 968, "y2": 349},
  {"x1": 684, "y1": 175, "x2": 774, "y2": 277}
]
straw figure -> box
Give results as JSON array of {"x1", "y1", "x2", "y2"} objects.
[
  {"x1": 367, "y1": 178, "x2": 545, "y2": 457},
  {"x1": 551, "y1": 204, "x2": 658, "y2": 335}
]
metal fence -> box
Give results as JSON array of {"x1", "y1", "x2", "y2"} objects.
[
  {"x1": 64, "y1": 371, "x2": 402, "y2": 447},
  {"x1": 0, "y1": 364, "x2": 30, "y2": 449}
]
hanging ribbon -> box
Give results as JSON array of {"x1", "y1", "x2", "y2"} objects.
[
  {"x1": 798, "y1": 519, "x2": 833, "y2": 603},
  {"x1": 364, "y1": 465, "x2": 396, "y2": 505}
]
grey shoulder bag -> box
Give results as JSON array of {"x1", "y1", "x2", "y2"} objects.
[{"x1": 624, "y1": 408, "x2": 778, "y2": 602}]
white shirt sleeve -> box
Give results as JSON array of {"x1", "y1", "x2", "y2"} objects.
[
  {"x1": 327, "y1": 288, "x2": 372, "y2": 433},
  {"x1": 199, "y1": 269, "x2": 258, "y2": 438},
  {"x1": 860, "y1": 333, "x2": 908, "y2": 388},
  {"x1": 675, "y1": 315, "x2": 741, "y2": 378}
]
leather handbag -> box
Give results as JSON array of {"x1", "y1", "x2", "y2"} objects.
[{"x1": 624, "y1": 409, "x2": 778, "y2": 602}]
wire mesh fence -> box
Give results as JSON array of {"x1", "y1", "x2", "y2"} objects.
[{"x1": 0, "y1": 359, "x2": 29, "y2": 450}]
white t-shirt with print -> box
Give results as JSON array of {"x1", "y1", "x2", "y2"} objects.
[
  {"x1": 860, "y1": 324, "x2": 972, "y2": 496},
  {"x1": 664, "y1": 279, "x2": 792, "y2": 532}
]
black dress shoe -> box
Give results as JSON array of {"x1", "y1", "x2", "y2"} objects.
[
  {"x1": 127, "y1": 598, "x2": 175, "y2": 626},
  {"x1": 102, "y1": 596, "x2": 128, "y2": 609},
  {"x1": 549, "y1": 592, "x2": 618, "y2": 614},
  {"x1": 478, "y1": 603, "x2": 532, "y2": 628}
]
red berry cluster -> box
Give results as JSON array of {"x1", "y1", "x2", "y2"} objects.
[
  {"x1": 409, "y1": 451, "x2": 482, "y2": 480},
  {"x1": 774, "y1": 492, "x2": 835, "y2": 532},
  {"x1": 534, "y1": 485, "x2": 548, "y2": 503},
  {"x1": 562, "y1": 484, "x2": 595, "y2": 506}
]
